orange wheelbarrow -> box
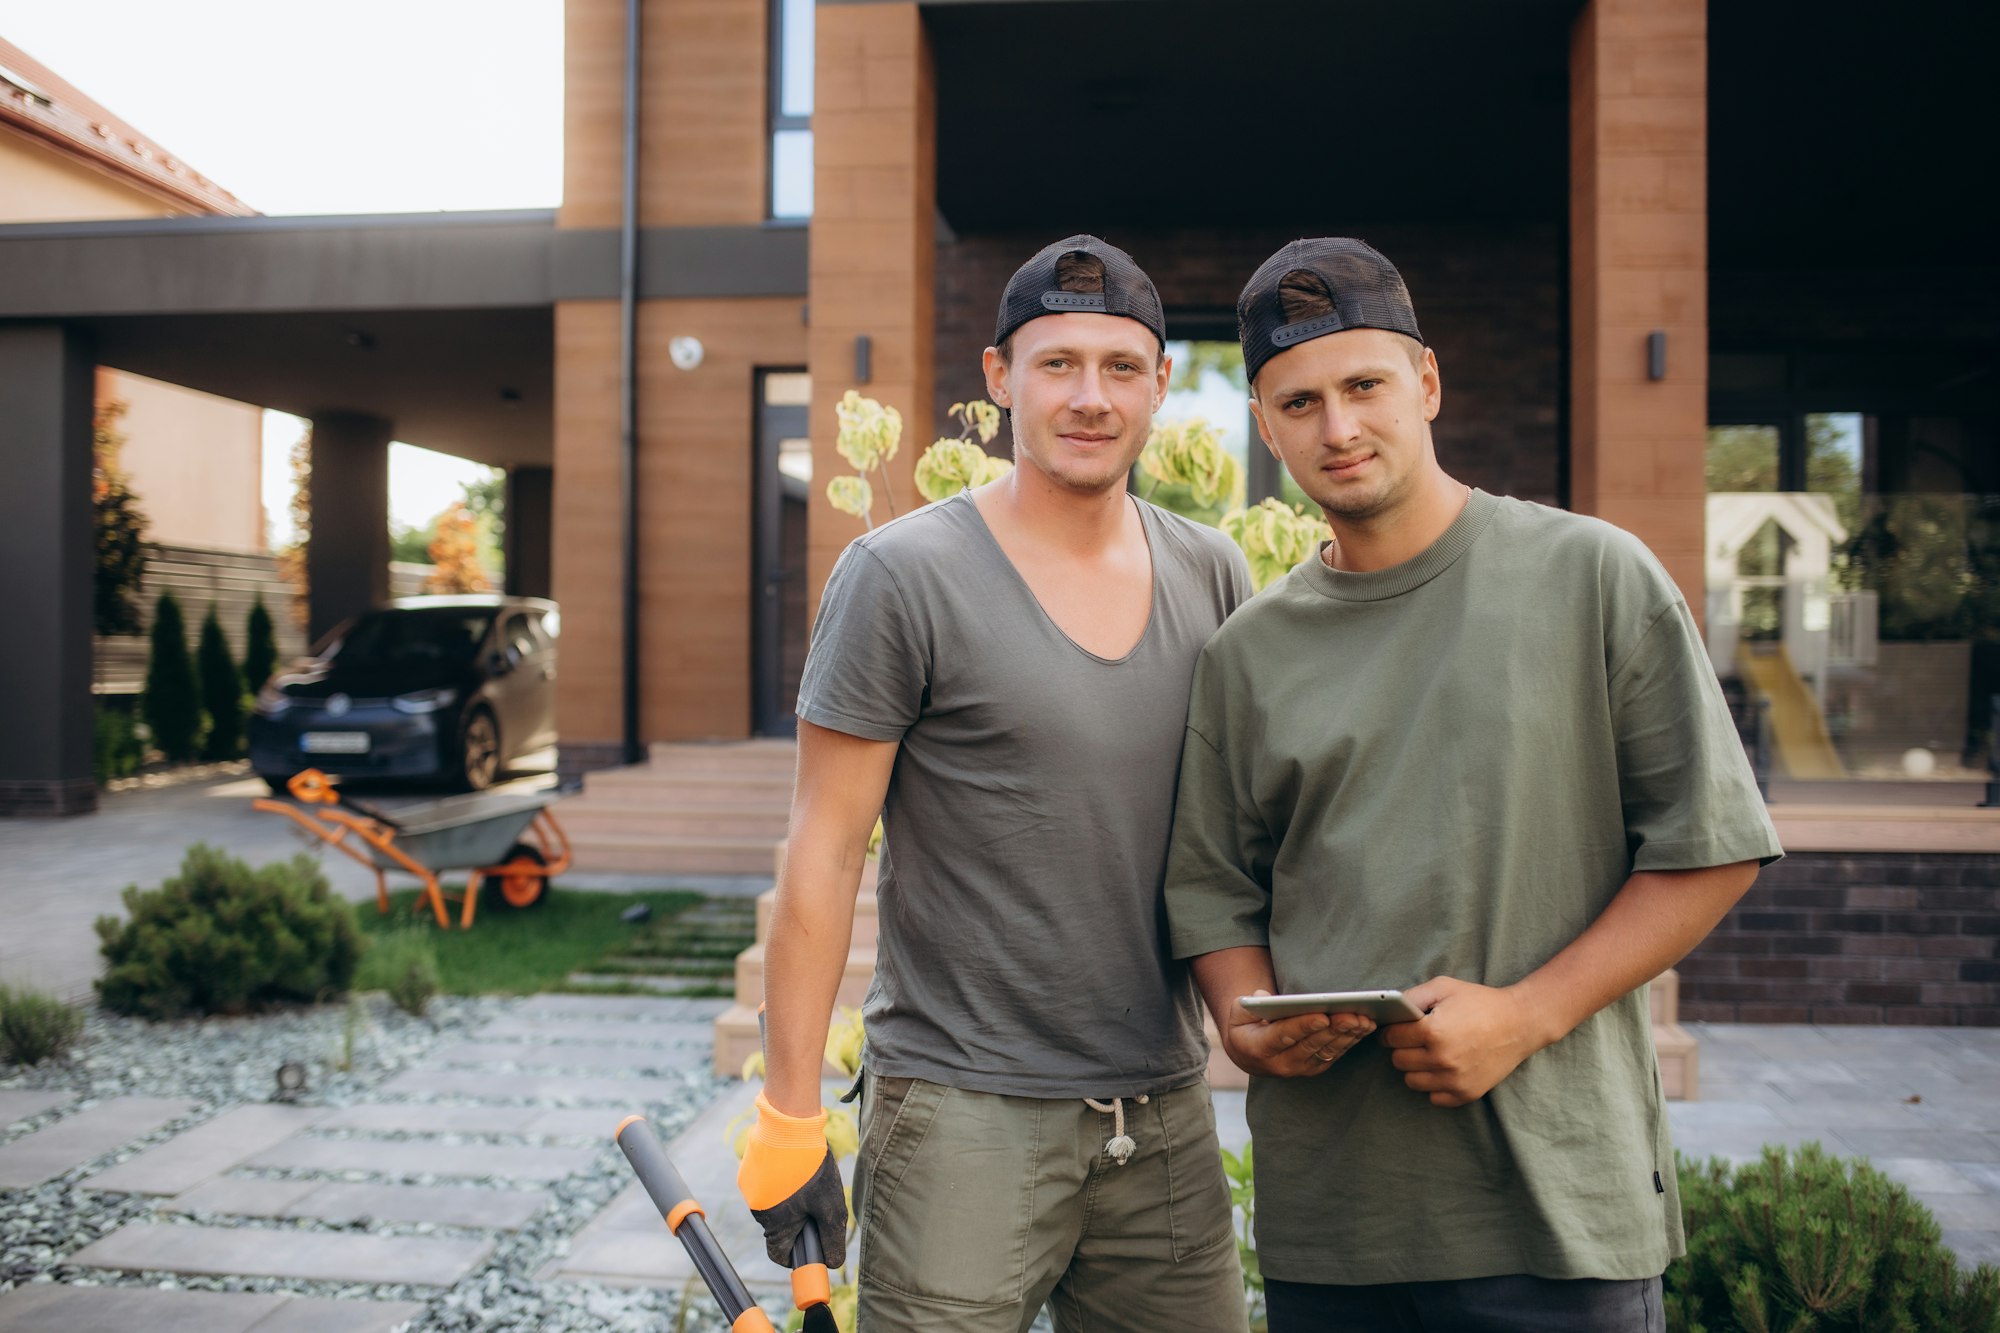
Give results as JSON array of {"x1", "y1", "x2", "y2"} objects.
[{"x1": 253, "y1": 768, "x2": 572, "y2": 928}]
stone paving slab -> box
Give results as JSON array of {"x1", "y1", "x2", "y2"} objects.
[
  {"x1": 90, "y1": 1104, "x2": 330, "y2": 1195},
  {"x1": 247, "y1": 1134, "x2": 597, "y2": 1181},
  {"x1": 528, "y1": 1107, "x2": 637, "y2": 1140},
  {"x1": 70, "y1": 1221, "x2": 494, "y2": 1286},
  {"x1": 172, "y1": 1176, "x2": 552, "y2": 1229},
  {"x1": 508, "y1": 994, "x2": 727, "y2": 1019},
  {"x1": 0, "y1": 1089, "x2": 72, "y2": 1127},
  {"x1": 470, "y1": 1017, "x2": 715, "y2": 1046},
  {"x1": 0, "y1": 1284, "x2": 423, "y2": 1332},
  {"x1": 428, "y1": 1039, "x2": 708, "y2": 1069},
  {"x1": 0, "y1": 1096, "x2": 197, "y2": 1189},
  {"x1": 379, "y1": 1069, "x2": 695, "y2": 1105},
  {"x1": 544, "y1": 1078, "x2": 801, "y2": 1291},
  {"x1": 315, "y1": 1104, "x2": 547, "y2": 1136}
]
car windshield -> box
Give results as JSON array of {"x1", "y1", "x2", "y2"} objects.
[{"x1": 325, "y1": 609, "x2": 496, "y2": 663}]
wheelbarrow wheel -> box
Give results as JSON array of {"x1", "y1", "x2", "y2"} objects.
[{"x1": 495, "y1": 842, "x2": 550, "y2": 910}]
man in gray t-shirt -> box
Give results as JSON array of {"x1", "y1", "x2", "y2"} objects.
[{"x1": 738, "y1": 235, "x2": 1254, "y2": 1333}]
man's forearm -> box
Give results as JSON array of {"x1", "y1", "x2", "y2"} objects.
[
  {"x1": 1191, "y1": 945, "x2": 1277, "y2": 1028},
  {"x1": 1513, "y1": 860, "x2": 1758, "y2": 1047},
  {"x1": 762, "y1": 836, "x2": 868, "y2": 1117}
]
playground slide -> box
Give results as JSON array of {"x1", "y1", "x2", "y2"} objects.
[{"x1": 1739, "y1": 646, "x2": 1847, "y2": 780}]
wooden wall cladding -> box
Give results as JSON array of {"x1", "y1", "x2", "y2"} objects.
[{"x1": 553, "y1": 297, "x2": 808, "y2": 745}]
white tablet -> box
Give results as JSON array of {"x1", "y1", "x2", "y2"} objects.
[{"x1": 1239, "y1": 990, "x2": 1425, "y2": 1024}]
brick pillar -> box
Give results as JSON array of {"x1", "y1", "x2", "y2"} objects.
[
  {"x1": 1569, "y1": 0, "x2": 1708, "y2": 610},
  {"x1": 807, "y1": 1, "x2": 935, "y2": 618}
]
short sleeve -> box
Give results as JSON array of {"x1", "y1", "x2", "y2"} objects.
[
  {"x1": 1164, "y1": 657, "x2": 1277, "y2": 958},
  {"x1": 794, "y1": 542, "x2": 928, "y2": 742},
  {"x1": 1612, "y1": 598, "x2": 1784, "y2": 872}
]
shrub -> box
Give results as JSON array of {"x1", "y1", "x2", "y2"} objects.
[
  {"x1": 197, "y1": 605, "x2": 245, "y2": 760},
  {"x1": 95, "y1": 844, "x2": 366, "y2": 1019},
  {"x1": 1668, "y1": 1142, "x2": 2000, "y2": 1333},
  {"x1": 93, "y1": 702, "x2": 146, "y2": 784},
  {"x1": 0, "y1": 984, "x2": 85, "y2": 1065},
  {"x1": 243, "y1": 595, "x2": 279, "y2": 696},
  {"x1": 142, "y1": 591, "x2": 201, "y2": 763},
  {"x1": 358, "y1": 929, "x2": 441, "y2": 1017}
]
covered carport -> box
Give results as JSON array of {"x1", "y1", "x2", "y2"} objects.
[{"x1": 0, "y1": 208, "x2": 806, "y2": 814}]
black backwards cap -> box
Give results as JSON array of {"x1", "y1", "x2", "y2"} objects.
[
  {"x1": 1236, "y1": 238, "x2": 1424, "y2": 385},
  {"x1": 994, "y1": 234, "x2": 1166, "y2": 350}
]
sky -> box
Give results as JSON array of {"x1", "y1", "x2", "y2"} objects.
[{"x1": 0, "y1": 0, "x2": 564, "y2": 544}]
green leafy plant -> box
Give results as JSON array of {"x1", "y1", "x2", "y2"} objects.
[
  {"x1": 93, "y1": 702, "x2": 146, "y2": 784},
  {"x1": 1221, "y1": 1141, "x2": 1266, "y2": 1330},
  {"x1": 197, "y1": 604, "x2": 244, "y2": 760},
  {"x1": 358, "y1": 927, "x2": 442, "y2": 1017},
  {"x1": 0, "y1": 984, "x2": 85, "y2": 1065},
  {"x1": 243, "y1": 595, "x2": 279, "y2": 696},
  {"x1": 1139, "y1": 417, "x2": 1244, "y2": 525},
  {"x1": 1220, "y1": 500, "x2": 1332, "y2": 591},
  {"x1": 826, "y1": 391, "x2": 904, "y2": 529},
  {"x1": 1667, "y1": 1143, "x2": 2000, "y2": 1333},
  {"x1": 142, "y1": 591, "x2": 201, "y2": 763},
  {"x1": 96, "y1": 844, "x2": 366, "y2": 1019},
  {"x1": 733, "y1": 1008, "x2": 866, "y2": 1333},
  {"x1": 913, "y1": 400, "x2": 1012, "y2": 503}
]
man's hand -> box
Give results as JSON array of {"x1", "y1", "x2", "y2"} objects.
[
  {"x1": 736, "y1": 1092, "x2": 850, "y2": 1268},
  {"x1": 1378, "y1": 976, "x2": 1551, "y2": 1107},
  {"x1": 1219, "y1": 989, "x2": 1375, "y2": 1078}
]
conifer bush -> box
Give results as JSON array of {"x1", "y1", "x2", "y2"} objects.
[
  {"x1": 0, "y1": 984, "x2": 85, "y2": 1065},
  {"x1": 197, "y1": 604, "x2": 244, "y2": 760},
  {"x1": 95, "y1": 844, "x2": 366, "y2": 1019},
  {"x1": 358, "y1": 928, "x2": 441, "y2": 1017},
  {"x1": 243, "y1": 595, "x2": 279, "y2": 695},
  {"x1": 1667, "y1": 1142, "x2": 2000, "y2": 1333},
  {"x1": 142, "y1": 591, "x2": 201, "y2": 762}
]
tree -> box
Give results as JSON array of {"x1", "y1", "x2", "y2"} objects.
[
  {"x1": 143, "y1": 592, "x2": 201, "y2": 763},
  {"x1": 274, "y1": 424, "x2": 312, "y2": 631},
  {"x1": 93, "y1": 398, "x2": 150, "y2": 638},
  {"x1": 196, "y1": 605, "x2": 243, "y2": 760},
  {"x1": 425, "y1": 502, "x2": 492, "y2": 594},
  {"x1": 388, "y1": 522, "x2": 432, "y2": 565},
  {"x1": 243, "y1": 596, "x2": 278, "y2": 696}
]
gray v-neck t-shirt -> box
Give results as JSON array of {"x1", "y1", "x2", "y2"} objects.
[{"x1": 797, "y1": 491, "x2": 1253, "y2": 1097}]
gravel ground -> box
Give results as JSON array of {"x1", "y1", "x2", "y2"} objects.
[{"x1": 0, "y1": 995, "x2": 772, "y2": 1332}]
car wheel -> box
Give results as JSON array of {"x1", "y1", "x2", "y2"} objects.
[
  {"x1": 494, "y1": 842, "x2": 550, "y2": 910},
  {"x1": 458, "y1": 709, "x2": 500, "y2": 792}
]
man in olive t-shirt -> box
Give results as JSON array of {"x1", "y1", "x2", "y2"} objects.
[{"x1": 1163, "y1": 238, "x2": 1782, "y2": 1332}]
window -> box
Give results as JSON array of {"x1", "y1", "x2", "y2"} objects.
[{"x1": 770, "y1": 0, "x2": 813, "y2": 219}]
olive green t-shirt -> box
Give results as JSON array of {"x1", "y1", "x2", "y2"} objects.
[{"x1": 1164, "y1": 489, "x2": 1782, "y2": 1285}]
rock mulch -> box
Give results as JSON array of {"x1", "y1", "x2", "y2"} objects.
[{"x1": 0, "y1": 991, "x2": 773, "y2": 1332}]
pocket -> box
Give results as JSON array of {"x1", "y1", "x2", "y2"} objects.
[
  {"x1": 1160, "y1": 1084, "x2": 1237, "y2": 1262},
  {"x1": 855, "y1": 1076, "x2": 949, "y2": 1240}
]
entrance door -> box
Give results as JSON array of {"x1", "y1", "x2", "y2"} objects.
[{"x1": 753, "y1": 370, "x2": 811, "y2": 736}]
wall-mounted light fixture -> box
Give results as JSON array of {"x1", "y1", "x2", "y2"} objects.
[
  {"x1": 855, "y1": 334, "x2": 873, "y2": 384},
  {"x1": 668, "y1": 336, "x2": 704, "y2": 371},
  {"x1": 1647, "y1": 330, "x2": 1667, "y2": 381}
]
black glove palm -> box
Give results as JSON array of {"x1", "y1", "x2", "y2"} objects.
[{"x1": 749, "y1": 1147, "x2": 849, "y2": 1269}]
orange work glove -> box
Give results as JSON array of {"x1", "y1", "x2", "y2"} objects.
[{"x1": 737, "y1": 1091, "x2": 849, "y2": 1268}]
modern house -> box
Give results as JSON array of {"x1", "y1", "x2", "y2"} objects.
[{"x1": 1, "y1": 1, "x2": 1994, "y2": 1018}]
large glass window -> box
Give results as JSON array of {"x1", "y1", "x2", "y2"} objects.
[
  {"x1": 1704, "y1": 407, "x2": 1998, "y2": 801},
  {"x1": 770, "y1": 0, "x2": 813, "y2": 219}
]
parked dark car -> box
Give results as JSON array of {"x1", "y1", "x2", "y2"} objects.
[{"x1": 248, "y1": 595, "x2": 558, "y2": 792}]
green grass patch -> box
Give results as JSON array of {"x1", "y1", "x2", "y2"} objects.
[{"x1": 356, "y1": 887, "x2": 704, "y2": 996}]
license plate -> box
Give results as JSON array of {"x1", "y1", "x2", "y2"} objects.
[{"x1": 301, "y1": 731, "x2": 371, "y2": 754}]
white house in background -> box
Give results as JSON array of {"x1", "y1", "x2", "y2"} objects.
[{"x1": 1704, "y1": 491, "x2": 1855, "y2": 693}]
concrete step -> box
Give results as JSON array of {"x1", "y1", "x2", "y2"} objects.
[
  {"x1": 1650, "y1": 968, "x2": 1681, "y2": 1027},
  {"x1": 754, "y1": 887, "x2": 877, "y2": 946},
  {"x1": 0, "y1": 1285, "x2": 424, "y2": 1333},
  {"x1": 1656, "y1": 1021, "x2": 1699, "y2": 1100},
  {"x1": 569, "y1": 834, "x2": 784, "y2": 876},
  {"x1": 560, "y1": 806, "x2": 792, "y2": 840},
  {"x1": 70, "y1": 1221, "x2": 492, "y2": 1287},
  {"x1": 734, "y1": 943, "x2": 875, "y2": 1013}
]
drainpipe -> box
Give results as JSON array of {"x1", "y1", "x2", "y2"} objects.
[{"x1": 618, "y1": 0, "x2": 644, "y2": 766}]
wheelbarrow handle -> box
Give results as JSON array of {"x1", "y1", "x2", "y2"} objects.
[{"x1": 614, "y1": 1115, "x2": 776, "y2": 1333}]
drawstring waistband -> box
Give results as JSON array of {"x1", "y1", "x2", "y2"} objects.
[{"x1": 1082, "y1": 1094, "x2": 1149, "y2": 1166}]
